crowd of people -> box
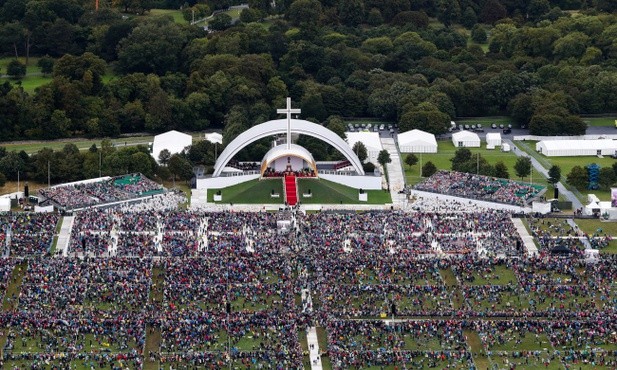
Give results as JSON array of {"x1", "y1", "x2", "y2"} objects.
[
  {"x1": 38, "y1": 173, "x2": 164, "y2": 209},
  {"x1": 262, "y1": 167, "x2": 316, "y2": 178},
  {"x1": 302, "y1": 210, "x2": 524, "y2": 256},
  {"x1": 414, "y1": 170, "x2": 543, "y2": 206},
  {"x1": 0, "y1": 213, "x2": 59, "y2": 256},
  {"x1": 0, "y1": 207, "x2": 615, "y2": 369}
]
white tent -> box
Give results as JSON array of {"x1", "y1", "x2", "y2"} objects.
[
  {"x1": 0, "y1": 198, "x2": 9, "y2": 212},
  {"x1": 204, "y1": 132, "x2": 223, "y2": 144},
  {"x1": 486, "y1": 133, "x2": 502, "y2": 147},
  {"x1": 452, "y1": 130, "x2": 480, "y2": 148},
  {"x1": 152, "y1": 130, "x2": 193, "y2": 163},
  {"x1": 536, "y1": 139, "x2": 617, "y2": 157},
  {"x1": 397, "y1": 129, "x2": 437, "y2": 153},
  {"x1": 346, "y1": 131, "x2": 383, "y2": 158}
]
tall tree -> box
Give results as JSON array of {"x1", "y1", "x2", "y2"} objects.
[
  {"x1": 567, "y1": 165, "x2": 587, "y2": 190},
  {"x1": 514, "y1": 157, "x2": 532, "y2": 180},
  {"x1": 405, "y1": 153, "x2": 418, "y2": 168},
  {"x1": 352, "y1": 141, "x2": 367, "y2": 163},
  {"x1": 168, "y1": 154, "x2": 194, "y2": 183},
  {"x1": 422, "y1": 161, "x2": 437, "y2": 177},
  {"x1": 494, "y1": 161, "x2": 510, "y2": 179},
  {"x1": 598, "y1": 167, "x2": 616, "y2": 191},
  {"x1": 548, "y1": 165, "x2": 561, "y2": 186},
  {"x1": 377, "y1": 149, "x2": 391, "y2": 167}
]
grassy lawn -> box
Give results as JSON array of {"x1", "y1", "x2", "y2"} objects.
[
  {"x1": 0, "y1": 56, "x2": 53, "y2": 92},
  {"x1": 3, "y1": 262, "x2": 26, "y2": 310},
  {"x1": 207, "y1": 179, "x2": 284, "y2": 204},
  {"x1": 0, "y1": 57, "x2": 43, "y2": 74},
  {"x1": 574, "y1": 218, "x2": 617, "y2": 236},
  {"x1": 404, "y1": 141, "x2": 548, "y2": 188},
  {"x1": 148, "y1": 9, "x2": 188, "y2": 24},
  {"x1": 528, "y1": 217, "x2": 578, "y2": 237},
  {"x1": 297, "y1": 178, "x2": 391, "y2": 204},
  {"x1": 583, "y1": 116, "x2": 617, "y2": 127},
  {"x1": 0, "y1": 180, "x2": 47, "y2": 196},
  {"x1": 458, "y1": 265, "x2": 518, "y2": 286},
  {"x1": 464, "y1": 330, "x2": 490, "y2": 369},
  {"x1": 9, "y1": 74, "x2": 53, "y2": 92}
]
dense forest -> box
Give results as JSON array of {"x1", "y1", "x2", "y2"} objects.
[{"x1": 0, "y1": 0, "x2": 616, "y2": 183}]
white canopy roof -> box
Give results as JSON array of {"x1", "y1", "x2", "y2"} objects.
[
  {"x1": 397, "y1": 129, "x2": 437, "y2": 153},
  {"x1": 536, "y1": 139, "x2": 617, "y2": 157},
  {"x1": 0, "y1": 198, "x2": 9, "y2": 212},
  {"x1": 152, "y1": 130, "x2": 193, "y2": 163},
  {"x1": 452, "y1": 130, "x2": 480, "y2": 147},
  {"x1": 260, "y1": 144, "x2": 316, "y2": 174},
  {"x1": 345, "y1": 131, "x2": 383, "y2": 153},
  {"x1": 486, "y1": 132, "x2": 502, "y2": 144},
  {"x1": 204, "y1": 132, "x2": 223, "y2": 144}
]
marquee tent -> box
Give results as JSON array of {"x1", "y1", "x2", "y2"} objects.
[
  {"x1": 152, "y1": 130, "x2": 193, "y2": 163},
  {"x1": 452, "y1": 130, "x2": 480, "y2": 148},
  {"x1": 536, "y1": 139, "x2": 617, "y2": 157},
  {"x1": 398, "y1": 129, "x2": 437, "y2": 153},
  {"x1": 486, "y1": 133, "x2": 502, "y2": 148},
  {"x1": 0, "y1": 198, "x2": 9, "y2": 212}
]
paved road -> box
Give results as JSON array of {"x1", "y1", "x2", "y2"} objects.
[{"x1": 380, "y1": 137, "x2": 406, "y2": 207}]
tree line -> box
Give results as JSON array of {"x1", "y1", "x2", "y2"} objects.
[
  {"x1": 0, "y1": 138, "x2": 219, "y2": 189},
  {"x1": 0, "y1": 0, "x2": 616, "y2": 158}
]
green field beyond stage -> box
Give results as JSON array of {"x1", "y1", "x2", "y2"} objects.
[{"x1": 207, "y1": 178, "x2": 391, "y2": 205}]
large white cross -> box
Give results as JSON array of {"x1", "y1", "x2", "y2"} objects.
[{"x1": 277, "y1": 97, "x2": 301, "y2": 149}]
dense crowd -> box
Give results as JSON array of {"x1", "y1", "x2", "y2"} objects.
[
  {"x1": 303, "y1": 210, "x2": 523, "y2": 256},
  {"x1": 38, "y1": 173, "x2": 164, "y2": 209},
  {"x1": 262, "y1": 168, "x2": 316, "y2": 177},
  {"x1": 414, "y1": 170, "x2": 543, "y2": 206},
  {"x1": 0, "y1": 209, "x2": 614, "y2": 369},
  {"x1": 0, "y1": 213, "x2": 59, "y2": 256}
]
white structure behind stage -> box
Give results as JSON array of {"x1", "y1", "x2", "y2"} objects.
[
  {"x1": 152, "y1": 130, "x2": 192, "y2": 163},
  {"x1": 536, "y1": 139, "x2": 617, "y2": 157},
  {"x1": 260, "y1": 144, "x2": 316, "y2": 174},
  {"x1": 452, "y1": 130, "x2": 480, "y2": 147},
  {"x1": 345, "y1": 131, "x2": 383, "y2": 159},
  {"x1": 397, "y1": 129, "x2": 437, "y2": 153}
]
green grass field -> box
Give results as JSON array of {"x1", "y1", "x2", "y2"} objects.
[
  {"x1": 297, "y1": 178, "x2": 391, "y2": 204},
  {"x1": 583, "y1": 117, "x2": 617, "y2": 127},
  {"x1": 0, "y1": 56, "x2": 52, "y2": 92},
  {"x1": 404, "y1": 141, "x2": 549, "y2": 189},
  {"x1": 148, "y1": 9, "x2": 188, "y2": 24},
  {"x1": 207, "y1": 179, "x2": 284, "y2": 204},
  {"x1": 0, "y1": 57, "x2": 43, "y2": 74},
  {"x1": 206, "y1": 178, "x2": 392, "y2": 204}
]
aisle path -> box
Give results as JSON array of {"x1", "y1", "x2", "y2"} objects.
[
  {"x1": 56, "y1": 216, "x2": 74, "y2": 257},
  {"x1": 307, "y1": 327, "x2": 323, "y2": 370},
  {"x1": 511, "y1": 217, "x2": 538, "y2": 256},
  {"x1": 380, "y1": 138, "x2": 406, "y2": 207},
  {"x1": 566, "y1": 219, "x2": 592, "y2": 249}
]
